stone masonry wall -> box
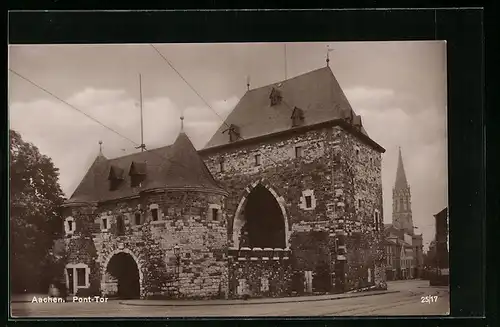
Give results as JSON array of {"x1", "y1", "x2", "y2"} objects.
[
  {"x1": 228, "y1": 259, "x2": 292, "y2": 298},
  {"x1": 62, "y1": 190, "x2": 228, "y2": 299},
  {"x1": 201, "y1": 124, "x2": 385, "y2": 293},
  {"x1": 202, "y1": 127, "x2": 336, "y2": 242},
  {"x1": 338, "y1": 127, "x2": 386, "y2": 290}
]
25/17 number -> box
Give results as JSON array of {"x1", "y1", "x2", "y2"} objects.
[{"x1": 421, "y1": 295, "x2": 438, "y2": 304}]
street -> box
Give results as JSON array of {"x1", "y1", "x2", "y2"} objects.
[{"x1": 11, "y1": 279, "x2": 449, "y2": 317}]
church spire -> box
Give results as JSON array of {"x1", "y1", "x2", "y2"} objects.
[{"x1": 394, "y1": 147, "x2": 408, "y2": 190}]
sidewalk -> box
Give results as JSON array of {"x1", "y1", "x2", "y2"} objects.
[{"x1": 119, "y1": 290, "x2": 399, "y2": 307}]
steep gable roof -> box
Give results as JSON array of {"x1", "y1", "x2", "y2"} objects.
[
  {"x1": 65, "y1": 132, "x2": 226, "y2": 205},
  {"x1": 204, "y1": 67, "x2": 369, "y2": 149}
]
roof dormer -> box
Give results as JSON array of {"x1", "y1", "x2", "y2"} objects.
[
  {"x1": 108, "y1": 165, "x2": 124, "y2": 191},
  {"x1": 269, "y1": 87, "x2": 283, "y2": 106},
  {"x1": 352, "y1": 114, "x2": 363, "y2": 131},
  {"x1": 291, "y1": 106, "x2": 305, "y2": 127},
  {"x1": 223, "y1": 124, "x2": 241, "y2": 143},
  {"x1": 129, "y1": 161, "x2": 147, "y2": 187}
]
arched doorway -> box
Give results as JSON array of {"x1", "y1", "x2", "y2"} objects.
[
  {"x1": 105, "y1": 252, "x2": 140, "y2": 299},
  {"x1": 240, "y1": 184, "x2": 286, "y2": 249}
]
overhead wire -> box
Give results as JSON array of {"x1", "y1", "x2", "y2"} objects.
[
  {"x1": 8, "y1": 68, "x2": 189, "y2": 172},
  {"x1": 149, "y1": 44, "x2": 304, "y2": 169}
]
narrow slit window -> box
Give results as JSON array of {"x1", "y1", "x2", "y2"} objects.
[
  {"x1": 219, "y1": 159, "x2": 225, "y2": 173},
  {"x1": 212, "y1": 208, "x2": 219, "y2": 221},
  {"x1": 68, "y1": 220, "x2": 74, "y2": 231},
  {"x1": 295, "y1": 146, "x2": 303, "y2": 158},
  {"x1": 134, "y1": 213, "x2": 141, "y2": 225},
  {"x1": 76, "y1": 268, "x2": 86, "y2": 287},
  {"x1": 255, "y1": 154, "x2": 261, "y2": 166},
  {"x1": 102, "y1": 218, "x2": 108, "y2": 230},
  {"x1": 116, "y1": 216, "x2": 125, "y2": 236},
  {"x1": 305, "y1": 196, "x2": 312, "y2": 208},
  {"x1": 151, "y1": 208, "x2": 159, "y2": 221}
]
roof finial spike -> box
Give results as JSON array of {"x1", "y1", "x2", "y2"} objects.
[
  {"x1": 246, "y1": 75, "x2": 250, "y2": 91},
  {"x1": 326, "y1": 45, "x2": 334, "y2": 67},
  {"x1": 180, "y1": 115, "x2": 185, "y2": 133},
  {"x1": 98, "y1": 140, "x2": 103, "y2": 155}
]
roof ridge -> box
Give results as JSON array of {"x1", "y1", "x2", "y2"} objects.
[
  {"x1": 106, "y1": 144, "x2": 172, "y2": 162},
  {"x1": 245, "y1": 66, "x2": 331, "y2": 93}
]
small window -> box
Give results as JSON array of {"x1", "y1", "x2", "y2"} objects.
[
  {"x1": 76, "y1": 268, "x2": 86, "y2": 287},
  {"x1": 305, "y1": 196, "x2": 312, "y2": 208},
  {"x1": 219, "y1": 159, "x2": 225, "y2": 173},
  {"x1": 212, "y1": 208, "x2": 219, "y2": 221},
  {"x1": 116, "y1": 216, "x2": 125, "y2": 236},
  {"x1": 358, "y1": 199, "x2": 362, "y2": 208},
  {"x1": 295, "y1": 146, "x2": 303, "y2": 158},
  {"x1": 369, "y1": 157, "x2": 373, "y2": 165},
  {"x1": 374, "y1": 211, "x2": 380, "y2": 232},
  {"x1": 109, "y1": 179, "x2": 121, "y2": 191},
  {"x1": 255, "y1": 154, "x2": 261, "y2": 166},
  {"x1": 131, "y1": 175, "x2": 145, "y2": 187},
  {"x1": 68, "y1": 220, "x2": 74, "y2": 232},
  {"x1": 102, "y1": 218, "x2": 108, "y2": 230},
  {"x1": 134, "y1": 213, "x2": 141, "y2": 225},
  {"x1": 356, "y1": 149, "x2": 360, "y2": 158},
  {"x1": 151, "y1": 208, "x2": 159, "y2": 221}
]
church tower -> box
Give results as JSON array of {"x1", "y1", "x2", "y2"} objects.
[{"x1": 392, "y1": 147, "x2": 414, "y2": 235}]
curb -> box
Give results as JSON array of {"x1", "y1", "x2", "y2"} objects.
[{"x1": 118, "y1": 290, "x2": 400, "y2": 307}]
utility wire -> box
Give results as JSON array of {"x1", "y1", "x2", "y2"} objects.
[
  {"x1": 8, "y1": 68, "x2": 190, "y2": 172},
  {"x1": 9, "y1": 69, "x2": 140, "y2": 147},
  {"x1": 149, "y1": 44, "x2": 300, "y2": 168},
  {"x1": 150, "y1": 44, "x2": 230, "y2": 127}
]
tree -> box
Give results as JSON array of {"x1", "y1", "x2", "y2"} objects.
[{"x1": 10, "y1": 129, "x2": 65, "y2": 293}]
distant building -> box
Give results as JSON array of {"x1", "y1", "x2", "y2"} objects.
[
  {"x1": 383, "y1": 224, "x2": 414, "y2": 280},
  {"x1": 383, "y1": 148, "x2": 424, "y2": 279},
  {"x1": 433, "y1": 207, "x2": 449, "y2": 282}
]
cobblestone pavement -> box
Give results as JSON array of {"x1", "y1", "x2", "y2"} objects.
[{"x1": 11, "y1": 279, "x2": 449, "y2": 317}]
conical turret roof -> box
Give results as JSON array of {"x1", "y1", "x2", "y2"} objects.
[
  {"x1": 65, "y1": 132, "x2": 226, "y2": 204},
  {"x1": 150, "y1": 131, "x2": 226, "y2": 193}
]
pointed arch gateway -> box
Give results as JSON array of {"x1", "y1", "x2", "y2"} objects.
[{"x1": 232, "y1": 179, "x2": 290, "y2": 249}]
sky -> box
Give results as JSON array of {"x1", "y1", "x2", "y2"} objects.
[{"x1": 8, "y1": 41, "x2": 448, "y2": 251}]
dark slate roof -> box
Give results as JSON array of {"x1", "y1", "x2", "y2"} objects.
[
  {"x1": 204, "y1": 66, "x2": 369, "y2": 149},
  {"x1": 66, "y1": 132, "x2": 226, "y2": 205}
]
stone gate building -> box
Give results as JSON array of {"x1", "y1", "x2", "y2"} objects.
[{"x1": 59, "y1": 66, "x2": 387, "y2": 299}]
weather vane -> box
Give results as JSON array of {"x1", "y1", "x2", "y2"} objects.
[{"x1": 326, "y1": 45, "x2": 335, "y2": 67}]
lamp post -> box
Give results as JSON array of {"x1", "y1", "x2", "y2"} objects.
[{"x1": 173, "y1": 245, "x2": 181, "y2": 296}]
